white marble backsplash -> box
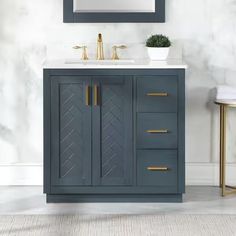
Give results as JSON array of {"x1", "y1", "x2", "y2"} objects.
[
  {"x1": 0, "y1": 0, "x2": 236, "y2": 164},
  {"x1": 47, "y1": 41, "x2": 183, "y2": 61}
]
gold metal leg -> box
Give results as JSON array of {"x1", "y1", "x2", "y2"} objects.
[
  {"x1": 221, "y1": 105, "x2": 226, "y2": 196},
  {"x1": 219, "y1": 105, "x2": 224, "y2": 188}
]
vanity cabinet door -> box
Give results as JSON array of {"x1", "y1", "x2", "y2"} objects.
[
  {"x1": 92, "y1": 76, "x2": 133, "y2": 186},
  {"x1": 51, "y1": 77, "x2": 92, "y2": 186}
]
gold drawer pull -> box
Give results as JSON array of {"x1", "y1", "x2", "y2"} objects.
[
  {"x1": 147, "y1": 167, "x2": 169, "y2": 171},
  {"x1": 146, "y1": 129, "x2": 168, "y2": 134},
  {"x1": 85, "y1": 85, "x2": 90, "y2": 106},
  {"x1": 146, "y1": 92, "x2": 168, "y2": 97}
]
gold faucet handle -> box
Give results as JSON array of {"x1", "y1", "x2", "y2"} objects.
[
  {"x1": 73, "y1": 45, "x2": 89, "y2": 60},
  {"x1": 112, "y1": 45, "x2": 127, "y2": 60}
]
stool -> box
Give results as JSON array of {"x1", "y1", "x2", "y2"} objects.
[{"x1": 215, "y1": 99, "x2": 236, "y2": 196}]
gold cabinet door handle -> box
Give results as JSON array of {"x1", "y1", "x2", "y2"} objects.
[
  {"x1": 147, "y1": 167, "x2": 169, "y2": 171},
  {"x1": 146, "y1": 129, "x2": 168, "y2": 134},
  {"x1": 85, "y1": 85, "x2": 90, "y2": 106},
  {"x1": 94, "y1": 85, "x2": 99, "y2": 106},
  {"x1": 146, "y1": 92, "x2": 168, "y2": 97}
]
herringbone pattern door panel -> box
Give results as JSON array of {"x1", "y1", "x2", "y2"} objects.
[
  {"x1": 101, "y1": 85, "x2": 125, "y2": 179},
  {"x1": 60, "y1": 84, "x2": 84, "y2": 179},
  {"x1": 51, "y1": 77, "x2": 92, "y2": 187},
  {"x1": 93, "y1": 77, "x2": 133, "y2": 186}
]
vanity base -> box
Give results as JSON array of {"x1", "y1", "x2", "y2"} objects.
[
  {"x1": 46, "y1": 194, "x2": 183, "y2": 203},
  {"x1": 44, "y1": 69, "x2": 186, "y2": 204}
]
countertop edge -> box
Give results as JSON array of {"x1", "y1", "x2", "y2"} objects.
[{"x1": 43, "y1": 59, "x2": 188, "y2": 70}]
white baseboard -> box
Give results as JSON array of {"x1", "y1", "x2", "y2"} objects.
[
  {"x1": 0, "y1": 163, "x2": 235, "y2": 186},
  {"x1": 0, "y1": 164, "x2": 43, "y2": 185},
  {"x1": 186, "y1": 163, "x2": 236, "y2": 186}
]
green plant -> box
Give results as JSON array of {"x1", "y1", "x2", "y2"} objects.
[{"x1": 146, "y1": 34, "x2": 171, "y2": 48}]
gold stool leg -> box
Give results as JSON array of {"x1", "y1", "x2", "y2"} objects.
[
  {"x1": 219, "y1": 105, "x2": 224, "y2": 188},
  {"x1": 221, "y1": 105, "x2": 226, "y2": 196}
]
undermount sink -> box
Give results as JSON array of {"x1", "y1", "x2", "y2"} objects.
[{"x1": 65, "y1": 59, "x2": 136, "y2": 65}]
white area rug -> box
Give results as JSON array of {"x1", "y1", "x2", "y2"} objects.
[{"x1": 0, "y1": 215, "x2": 236, "y2": 236}]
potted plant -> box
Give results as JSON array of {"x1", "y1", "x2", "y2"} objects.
[{"x1": 146, "y1": 34, "x2": 171, "y2": 61}]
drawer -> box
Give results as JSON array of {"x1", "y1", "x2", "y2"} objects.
[
  {"x1": 137, "y1": 76, "x2": 178, "y2": 112},
  {"x1": 137, "y1": 150, "x2": 177, "y2": 187},
  {"x1": 137, "y1": 113, "x2": 177, "y2": 149}
]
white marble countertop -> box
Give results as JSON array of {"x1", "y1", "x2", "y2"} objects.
[{"x1": 44, "y1": 59, "x2": 187, "y2": 69}]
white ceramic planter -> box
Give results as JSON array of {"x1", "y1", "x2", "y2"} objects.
[{"x1": 147, "y1": 47, "x2": 170, "y2": 61}]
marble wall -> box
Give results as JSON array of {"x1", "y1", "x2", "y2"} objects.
[{"x1": 0, "y1": 0, "x2": 236, "y2": 165}]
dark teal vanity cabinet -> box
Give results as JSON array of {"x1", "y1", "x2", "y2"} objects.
[{"x1": 44, "y1": 69, "x2": 185, "y2": 202}]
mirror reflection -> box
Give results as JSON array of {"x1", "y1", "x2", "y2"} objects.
[{"x1": 73, "y1": 0, "x2": 155, "y2": 13}]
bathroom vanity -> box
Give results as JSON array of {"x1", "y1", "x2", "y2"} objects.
[{"x1": 44, "y1": 60, "x2": 186, "y2": 202}]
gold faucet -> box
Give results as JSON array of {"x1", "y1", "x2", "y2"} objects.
[{"x1": 96, "y1": 33, "x2": 105, "y2": 60}]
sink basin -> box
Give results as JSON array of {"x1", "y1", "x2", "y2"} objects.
[{"x1": 65, "y1": 59, "x2": 135, "y2": 65}]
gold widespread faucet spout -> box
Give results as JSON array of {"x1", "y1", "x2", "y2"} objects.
[{"x1": 97, "y1": 33, "x2": 105, "y2": 60}]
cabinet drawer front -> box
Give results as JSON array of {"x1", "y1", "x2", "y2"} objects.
[
  {"x1": 137, "y1": 113, "x2": 177, "y2": 149},
  {"x1": 137, "y1": 76, "x2": 178, "y2": 112},
  {"x1": 137, "y1": 150, "x2": 177, "y2": 187}
]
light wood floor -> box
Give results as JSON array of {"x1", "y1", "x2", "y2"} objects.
[{"x1": 0, "y1": 186, "x2": 236, "y2": 215}]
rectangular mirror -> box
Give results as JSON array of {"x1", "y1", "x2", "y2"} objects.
[
  {"x1": 73, "y1": 0, "x2": 155, "y2": 13},
  {"x1": 64, "y1": 0, "x2": 165, "y2": 23}
]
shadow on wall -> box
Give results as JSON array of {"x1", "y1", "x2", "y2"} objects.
[{"x1": 208, "y1": 88, "x2": 219, "y2": 164}]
